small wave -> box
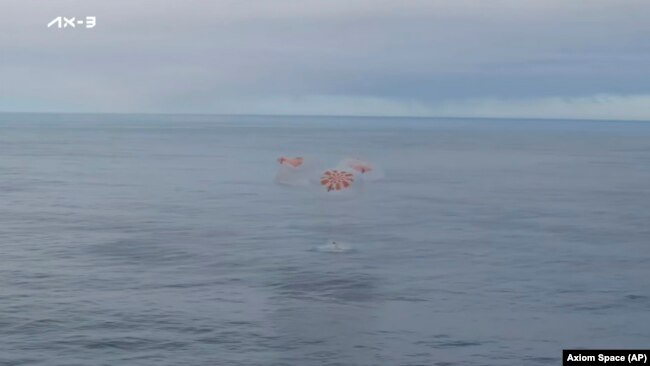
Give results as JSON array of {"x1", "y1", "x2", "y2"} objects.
[
  {"x1": 625, "y1": 294, "x2": 648, "y2": 301},
  {"x1": 415, "y1": 337, "x2": 484, "y2": 349},
  {"x1": 313, "y1": 240, "x2": 355, "y2": 253}
]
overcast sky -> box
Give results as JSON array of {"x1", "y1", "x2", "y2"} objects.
[{"x1": 1, "y1": 0, "x2": 649, "y2": 120}]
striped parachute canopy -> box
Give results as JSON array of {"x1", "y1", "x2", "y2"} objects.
[{"x1": 320, "y1": 170, "x2": 355, "y2": 192}]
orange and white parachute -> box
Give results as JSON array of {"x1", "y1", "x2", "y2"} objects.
[
  {"x1": 320, "y1": 170, "x2": 355, "y2": 192},
  {"x1": 309, "y1": 167, "x2": 363, "y2": 200}
]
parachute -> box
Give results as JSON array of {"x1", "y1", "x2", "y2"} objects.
[
  {"x1": 274, "y1": 156, "x2": 319, "y2": 187},
  {"x1": 279, "y1": 156, "x2": 304, "y2": 168},
  {"x1": 336, "y1": 158, "x2": 384, "y2": 181}
]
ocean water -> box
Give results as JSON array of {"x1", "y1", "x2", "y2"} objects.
[{"x1": 1, "y1": 113, "x2": 649, "y2": 366}]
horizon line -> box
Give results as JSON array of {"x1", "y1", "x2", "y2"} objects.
[{"x1": 0, "y1": 110, "x2": 648, "y2": 123}]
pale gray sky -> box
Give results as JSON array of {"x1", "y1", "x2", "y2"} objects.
[{"x1": 1, "y1": 0, "x2": 649, "y2": 119}]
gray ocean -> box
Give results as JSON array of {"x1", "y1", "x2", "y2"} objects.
[{"x1": 1, "y1": 113, "x2": 649, "y2": 366}]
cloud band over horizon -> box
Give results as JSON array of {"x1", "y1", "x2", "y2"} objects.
[{"x1": 1, "y1": 0, "x2": 649, "y2": 120}]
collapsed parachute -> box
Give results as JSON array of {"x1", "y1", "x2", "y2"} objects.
[
  {"x1": 274, "y1": 156, "x2": 317, "y2": 187},
  {"x1": 279, "y1": 156, "x2": 303, "y2": 168},
  {"x1": 336, "y1": 158, "x2": 384, "y2": 181}
]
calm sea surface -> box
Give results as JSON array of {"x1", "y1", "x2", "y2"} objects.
[{"x1": 1, "y1": 114, "x2": 649, "y2": 365}]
